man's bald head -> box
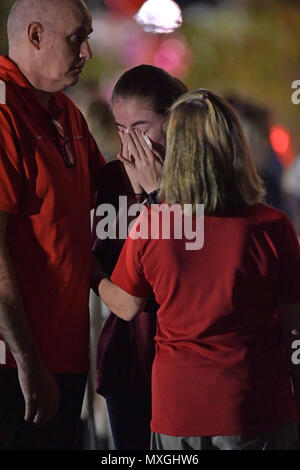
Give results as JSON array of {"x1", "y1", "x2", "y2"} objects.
[
  {"x1": 7, "y1": 0, "x2": 91, "y2": 52},
  {"x1": 7, "y1": 0, "x2": 93, "y2": 93}
]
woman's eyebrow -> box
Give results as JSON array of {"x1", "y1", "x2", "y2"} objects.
[{"x1": 116, "y1": 120, "x2": 149, "y2": 127}]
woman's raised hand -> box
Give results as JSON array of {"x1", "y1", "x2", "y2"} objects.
[
  {"x1": 118, "y1": 130, "x2": 144, "y2": 195},
  {"x1": 118, "y1": 129, "x2": 163, "y2": 195}
]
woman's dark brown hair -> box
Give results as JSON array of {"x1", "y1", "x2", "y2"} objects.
[{"x1": 111, "y1": 64, "x2": 187, "y2": 116}]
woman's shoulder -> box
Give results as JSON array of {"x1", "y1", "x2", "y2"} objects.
[
  {"x1": 250, "y1": 202, "x2": 289, "y2": 223},
  {"x1": 244, "y1": 203, "x2": 297, "y2": 241},
  {"x1": 214, "y1": 203, "x2": 292, "y2": 233}
]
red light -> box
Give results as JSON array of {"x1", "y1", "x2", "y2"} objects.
[
  {"x1": 270, "y1": 126, "x2": 290, "y2": 154},
  {"x1": 269, "y1": 125, "x2": 295, "y2": 168},
  {"x1": 104, "y1": 0, "x2": 145, "y2": 15}
]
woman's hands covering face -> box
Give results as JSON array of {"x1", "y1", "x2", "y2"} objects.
[{"x1": 118, "y1": 129, "x2": 163, "y2": 195}]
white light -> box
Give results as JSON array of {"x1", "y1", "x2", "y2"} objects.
[{"x1": 134, "y1": 0, "x2": 183, "y2": 34}]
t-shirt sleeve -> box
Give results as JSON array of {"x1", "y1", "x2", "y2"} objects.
[
  {"x1": 111, "y1": 213, "x2": 152, "y2": 298},
  {"x1": 0, "y1": 106, "x2": 23, "y2": 215},
  {"x1": 277, "y1": 213, "x2": 300, "y2": 303}
]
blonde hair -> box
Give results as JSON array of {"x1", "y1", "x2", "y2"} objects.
[{"x1": 159, "y1": 89, "x2": 265, "y2": 214}]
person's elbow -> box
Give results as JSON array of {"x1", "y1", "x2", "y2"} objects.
[
  {"x1": 112, "y1": 296, "x2": 146, "y2": 322},
  {"x1": 114, "y1": 309, "x2": 136, "y2": 322},
  {"x1": 99, "y1": 278, "x2": 147, "y2": 321}
]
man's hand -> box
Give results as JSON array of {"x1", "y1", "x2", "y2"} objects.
[{"x1": 17, "y1": 362, "x2": 60, "y2": 426}]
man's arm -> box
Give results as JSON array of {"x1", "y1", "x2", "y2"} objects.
[
  {"x1": 278, "y1": 301, "x2": 300, "y2": 402},
  {"x1": 0, "y1": 211, "x2": 59, "y2": 425},
  {"x1": 98, "y1": 277, "x2": 146, "y2": 322}
]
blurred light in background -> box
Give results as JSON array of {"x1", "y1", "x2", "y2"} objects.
[
  {"x1": 270, "y1": 126, "x2": 290, "y2": 155},
  {"x1": 77, "y1": 0, "x2": 300, "y2": 160},
  {"x1": 104, "y1": 0, "x2": 144, "y2": 15},
  {"x1": 134, "y1": 0, "x2": 182, "y2": 33},
  {"x1": 90, "y1": 10, "x2": 192, "y2": 92},
  {"x1": 97, "y1": 30, "x2": 192, "y2": 103},
  {"x1": 270, "y1": 125, "x2": 295, "y2": 168},
  {"x1": 154, "y1": 36, "x2": 192, "y2": 76}
]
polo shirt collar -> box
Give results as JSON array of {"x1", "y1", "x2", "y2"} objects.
[{"x1": 0, "y1": 55, "x2": 62, "y2": 119}]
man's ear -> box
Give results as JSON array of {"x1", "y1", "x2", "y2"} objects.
[{"x1": 27, "y1": 22, "x2": 44, "y2": 50}]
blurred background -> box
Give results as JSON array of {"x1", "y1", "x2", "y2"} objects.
[{"x1": 0, "y1": 0, "x2": 299, "y2": 449}]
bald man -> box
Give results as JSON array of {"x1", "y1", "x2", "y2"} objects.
[{"x1": 0, "y1": 0, "x2": 106, "y2": 449}]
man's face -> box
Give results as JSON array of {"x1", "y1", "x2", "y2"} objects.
[{"x1": 39, "y1": 1, "x2": 93, "y2": 92}]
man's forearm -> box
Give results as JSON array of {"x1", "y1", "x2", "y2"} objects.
[
  {"x1": 0, "y1": 295, "x2": 40, "y2": 368},
  {"x1": 0, "y1": 240, "x2": 60, "y2": 425},
  {"x1": 0, "y1": 242, "x2": 43, "y2": 369}
]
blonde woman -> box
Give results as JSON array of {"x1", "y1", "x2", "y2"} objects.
[{"x1": 96, "y1": 89, "x2": 300, "y2": 450}]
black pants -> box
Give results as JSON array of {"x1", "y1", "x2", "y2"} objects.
[
  {"x1": 0, "y1": 368, "x2": 87, "y2": 450},
  {"x1": 106, "y1": 391, "x2": 152, "y2": 450}
]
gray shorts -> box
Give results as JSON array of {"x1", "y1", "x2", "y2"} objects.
[{"x1": 151, "y1": 421, "x2": 298, "y2": 450}]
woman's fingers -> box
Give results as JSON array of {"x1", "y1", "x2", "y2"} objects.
[
  {"x1": 117, "y1": 129, "x2": 126, "y2": 148},
  {"x1": 117, "y1": 153, "x2": 134, "y2": 167},
  {"x1": 132, "y1": 129, "x2": 163, "y2": 163},
  {"x1": 120, "y1": 129, "x2": 164, "y2": 167},
  {"x1": 120, "y1": 131, "x2": 142, "y2": 161},
  {"x1": 118, "y1": 130, "x2": 127, "y2": 159},
  {"x1": 126, "y1": 131, "x2": 144, "y2": 161},
  {"x1": 118, "y1": 130, "x2": 132, "y2": 161},
  {"x1": 154, "y1": 151, "x2": 164, "y2": 164},
  {"x1": 129, "y1": 130, "x2": 148, "y2": 159}
]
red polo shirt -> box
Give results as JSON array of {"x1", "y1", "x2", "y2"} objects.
[
  {"x1": 0, "y1": 56, "x2": 105, "y2": 373},
  {"x1": 111, "y1": 203, "x2": 300, "y2": 435}
]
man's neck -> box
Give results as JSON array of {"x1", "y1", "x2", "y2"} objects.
[{"x1": 9, "y1": 55, "x2": 53, "y2": 111}]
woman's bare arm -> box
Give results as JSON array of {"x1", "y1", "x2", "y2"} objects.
[{"x1": 98, "y1": 277, "x2": 146, "y2": 321}]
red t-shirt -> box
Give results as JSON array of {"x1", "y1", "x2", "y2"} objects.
[
  {"x1": 0, "y1": 56, "x2": 106, "y2": 373},
  {"x1": 111, "y1": 203, "x2": 300, "y2": 435}
]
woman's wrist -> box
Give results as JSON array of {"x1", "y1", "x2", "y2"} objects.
[
  {"x1": 146, "y1": 189, "x2": 159, "y2": 205},
  {"x1": 127, "y1": 191, "x2": 144, "y2": 196},
  {"x1": 127, "y1": 191, "x2": 145, "y2": 202}
]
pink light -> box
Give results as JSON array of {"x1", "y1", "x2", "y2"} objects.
[
  {"x1": 163, "y1": 38, "x2": 186, "y2": 54},
  {"x1": 154, "y1": 47, "x2": 180, "y2": 71}
]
